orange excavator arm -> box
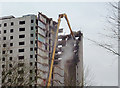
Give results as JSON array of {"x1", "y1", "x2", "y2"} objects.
[{"x1": 47, "y1": 13, "x2": 75, "y2": 87}]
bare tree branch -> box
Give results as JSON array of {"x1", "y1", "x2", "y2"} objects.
[{"x1": 86, "y1": 37, "x2": 120, "y2": 56}]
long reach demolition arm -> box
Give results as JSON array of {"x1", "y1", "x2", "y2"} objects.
[{"x1": 47, "y1": 13, "x2": 75, "y2": 87}]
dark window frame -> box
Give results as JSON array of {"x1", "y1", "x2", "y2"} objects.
[
  {"x1": 2, "y1": 57, "x2": 5, "y2": 61},
  {"x1": 3, "y1": 44, "x2": 6, "y2": 47},
  {"x1": 19, "y1": 21, "x2": 25, "y2": 25},
  {"x1": 11, "y1": 22, "x2": 14, "y2": 26},
  {"x1": 31, "y1": 20, "x2": 34, "y2": 23},
  {"x1": 10, "y1": 43, "x2": 13, "y2": 46},
  {"x1": 30, "y1": 55, "x2": 33, "y2": 58},
  {"x1": 31, "y1": 34, "x2": 34, "y2": 37},
  {"x1": 30, "y1": 62, "x2": 33, "y2": 66},
  {"x1": 19, "y1": 35, "x2": 25, "y2": 38},
  {"x1": 8, "y1": 79, "x2": 11, "y2": 82},
  {"x1": 18, "y1": 56, "x2": 24, "y2": 60},
  {"x1": 30, "y1": 41, "x2": 33, "y2": 44},
  {"x1": 31, "y1": 26, "x2": 33, "y2": 30},
  {"x1": 10, "y1": 29, "x2": 14, "y2": 33},
  {"x1": 3, "y1": 37, "x2": 6, "y2": 40},
  {"x1": 4, "y1": 23, "x2": 7, "y2": 27},
  {"x1": 18, "y1": 63, "x2": 24, "y2": 67},
  {"x1": 19, "y1": 28, "x2": 25, "y2": 31},
  {"x1": 18, "y1": 77, "x2": 24, "y2": 82},
  {"x1": 19, "y1": 41, "x2": 25, "y2": 45},
  {"x1": 9, "y1": 64, "x2": 12, "y2": 68},
  {"x1": 30, "y1": 77, "x2": 32, "y2": 80},
  {"x1": 10, "y1": 50, "x2": 13, "y2": 53},
  {"x1": 2, "y1": 64, "x2": 5, "y2": 68},
  {"x1": 2, "y1": 51, "x2": 5, "y2": 54},
  {"x1": 30, "y1": 48, "x2": 33, "y2": 51},
  {"x1": 9, "y1": 57, "x2": 12, "y2": 61},
  {"x1": 30, "y1": 70, "x2": 32, "y2": 73},
  {"x1": 18, "y1": 49, "x2": 24, "y2": 52},
  {"x1": 10, "y1": 36, "x2": 13, "y2": 39},
  {"x1": 4, "y1": 30, "x2": 6, "y2": 33}
]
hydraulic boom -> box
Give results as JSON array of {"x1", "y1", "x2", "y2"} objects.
[{"x1": 47, "y1": 13, "x2": 75, "y2": 87}]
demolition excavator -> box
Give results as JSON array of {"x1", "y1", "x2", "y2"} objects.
[{"x1": 47, "y1": 13, "x2": 75, "y2": 87}]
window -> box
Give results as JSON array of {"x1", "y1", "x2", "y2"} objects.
[
  {"x1": 0, "y1": 31, "x2": 1, "y2": 34},
  {"x1": 2, "y1": 57, "x2": 5, "y2": 61},
  {"x1": 30, "y1": 77, "x2": 32, "y2": 80},
  {"x1": 19, "y1": 28, "x2": 25, "y2": 31},
  {"x1": 35, "y1": 69, "x2": 37, "y2": 73},
  {"x1": 11, "y1": 22, "x2": 14, "y2": 26},
  {"x1": 36, "y1": 26, "x2": 37, "y2": 29},
  {"x1": 3, "y1": 37, "x2": 6, "y2": 40},
  {"x1": 0, "y1": 24, "x2": 1, "y2": 27},
  {"x1": 9, "y1": 57, "x2": 12, "y2": 61},
  {"x1": 9, "y1": 64, "x2": 12, "y2": 68},
  {"x1": 10, "y1": 43, "x2": 13, "y2": 46},
  {"x1": 30, "y1": 48, "x2": 33, "y2": 51},
  {"x1": 18, "y1": 49, "x2": 24, "y2": 52},
  {"x1": 2, "y1": 79, "x2": 5, "y2": 83},
  {"x1": 49, "y1": 33, "x2": 51, "y2": 37},
  {"x1": 4, "y1": 23, "x2": 7, "y2": 27},
  {"x1": 30, "y1": 70, "x2": 32, "y2": 73},
  {"x1": 30, "y1": 55, "x2": 33, "y2": 58},
  {"x1": 19, "y1": 35, "x2": 25, "y2": 38},
  {"x1": 45, "y1": 45, "x2": 47, "y2": 50},
  {"x1": 18, "y1": 78, "x2": 23, "y2": 82},
  {"x1": 4, "y1": 30, "x2": 6, "y2": 33},
  {"x1": 2, "y1": 71, "x2": 5, "y2": 75},
  {"x1": 30, "y1": 62, "x2": 33, "y2": 66},
  {"x1": 10, "y1": 29, "x2": 14, "y2": 33},
  {"x1": 31, "y1": 34, "x2": 33, "y2": 37},
  {"x1": 18, "y1": 70, "x2": 24, "y2": 74},
  {"x1": 35, "y1": 55, "x2": 37, "y2": 59},
  {"x1": 31, "y1": 20, "x2": 34, "y2": 23},
  {"x1": 8, "y1": 79, "x2": 11, "y2": 82},
  {"x1": 34, "y1": 47, "x2": 37, "y2": 51},
  {"x1": 2, "y1": 64, "x2": 5, "y2": 68},
  {"x1": 30, "y1": 41, "x2": 33, "y2": 44},
  {"x1": 31, "y1": 26, "x2": 33, "y2": 30},
  {"x1": 18, "y1": 56, "x2": 24, "y2": 60},
  {"x1": 29, "y1": 85, "x2": 32, "y2": 88},
  {"x1": 10, "y1": 50, "x2": 13, "y2": 53},
  {"x1": 18, "y1": 63, "x2": 24, "y2": 67},
  {"x1": 10, "y1": 36, "x2": 13, "y2": 39},
  {"x1": 19, "y1": 21, "x2": 25, "y2": 25},
  {"x1": 2, "y1": 51, "x2": 5, "y2": 54},
  {"x1": 9, "y1": 71, "x2": 12, "y2": 75},
  {"x1": 3, "y1": 44, "x2": 6, "y2": 47},
  {"x1": 19, "y1": 41, "x2": 25, "y2": 45},
  {"x1": 35, "y1": 40, "x2": 37, "y2": 44}
]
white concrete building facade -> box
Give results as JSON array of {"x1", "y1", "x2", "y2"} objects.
[
  {"x1": 0, "y1": 13, "x2": 57, "y2": 87},
  {"x1": 0, "y1": 13, "x2": 83, "y2": 87}
]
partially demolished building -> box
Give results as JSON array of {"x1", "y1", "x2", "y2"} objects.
[
  {"x1": 0, "y1": 13, "x2": 83, "y2": 87},
  {"x1": 53, "y1": 31, "x2": 83, "y2": 86}
]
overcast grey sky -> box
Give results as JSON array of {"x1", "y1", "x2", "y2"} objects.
[{"x1": 0, "y1": 2, "x2": 118, "y2": 86}]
